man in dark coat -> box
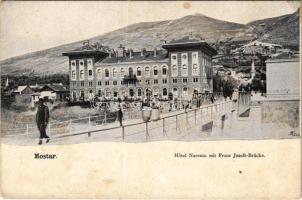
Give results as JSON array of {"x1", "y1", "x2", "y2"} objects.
[
  {"x1": 36, "y1": 98, "x2": 50, "y2": 145},
  {"x1": 117, "y1": 98, "x2": 124, "y2": 126}
]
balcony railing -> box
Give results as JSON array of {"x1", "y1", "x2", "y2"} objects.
[
  {"x1": 123, "y1": 74, "x2": 138, "y2": 86},
  {"x1": 123, "y1": 74, "x2": 137, "y2": 81}
]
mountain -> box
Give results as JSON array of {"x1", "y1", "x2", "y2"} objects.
[
  {"x1": 0, "y1": 10, "x2": 299, "y2": 76},
  {"x1": 247, "y1": 8, "x2": 300, "y2": 47}
]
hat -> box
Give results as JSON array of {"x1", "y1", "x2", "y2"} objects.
[{"x1": 38, "y1": 98, "x2": 44, "y2": 102}]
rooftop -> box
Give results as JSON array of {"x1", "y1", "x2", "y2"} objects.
[
  {"x1": 97, "y1": 49, "x2": 168, "y2": 65},
  {"x1": 162, "y1": 36, "x2": 217, "y2": 56},
  {"x1": 13, "y1": 85, "x2": 31, "y2": 93},
  {"x1": 62, "y1": 41, "x2": 109, "y2": 58},
  {"x1": 266, "y1": 53, "x2": 300, "y2": 63},
  {"x1": 40, "y1": 84, "x2": 68, "y2": 92}
]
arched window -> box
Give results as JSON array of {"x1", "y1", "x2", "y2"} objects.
[
  {"x1": 120, "y1": 68, "x2": 125, "y2": 77},
  {"x1": 173, "y1": 87, "x2": 178, "y2": 96},
  {"x1": 97, "y1": 69, "x2": 101, "y2": 78},
  {"x1": 193, "y1": 64, "x2": 198, "y2": 75},
  {"x1": 105, "y1": 89, "x2": 111, "y2": 97},
  {"x1": 113, "y1": 91, "x2": 118, "y2": 97},
  {"x1": 71, "y1": 70, "x2": 76, "y2": 79},
  {"x1": 112, "y1": 68, "x2": 117, "y2": 77},
  {"x1": 80, "y1": 90, "x2": 84, "y2": 97},
  {"x1": 145, "y1": 66, "x2": 150, "y2": 77},
  {"x1": 182, "y1": 87, "x2": 188, "y2": 97},
  {"x1": 146, "y1": 88, "x2": 151, "y2": 97},
  {"x1": 163, "y1": 88, "x2": 167, "y2": 96},
  {"x1": 162, "y1": 65, "x2": 167, "y2": 75},
  {"x1": 98, "y1": 90, "x2": 102, "y2": 97},
  {"x1": 182, "y1": 64, "x2": 188, "y2": 76},
  {"x1": 105, "y1": 69, "x2": 109, "y2": 78},
  {"x1": 137, "y1": 67, "x2": 141, "y2": 76},
  {"x1": 80, "y1": 70, "x2": 84, "y2": 79},
  {"x1": 88, "y1": 70, "x2": 93, "y2": 76},
  {"x1": 129, "y1": 89, "x2": 134, "y2": 97},
  {"x1": 172, "y1": 65, "x2": 177, "y2": 76},
  {"x1": 72, "y1": 91, "x2": 77, "y2": 100},
  {"x1": 153, "y1": 66, "x2": 158, "y2": 76},
  {"x1": 129, "y1": 67, "x2": 133, "y2": 76},
  {"x1": 137, "y1": 88, "x2": 142, "y2": 96}
]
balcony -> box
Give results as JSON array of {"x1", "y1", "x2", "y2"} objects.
[{"x1": 123, "y1": 74, "x2": 138, "y2": 86}]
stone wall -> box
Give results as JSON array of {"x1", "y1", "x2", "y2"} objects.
[{"x1": 261, "y1": 99, "x2": 299, "y2": 128}]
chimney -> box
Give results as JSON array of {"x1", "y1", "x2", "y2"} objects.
[
  {"x1": 117, "y1": 44, "x2": 125, "y2": 58},
  {"x1": 125, "y1": 49, "x2": 129, "y2": 57},
  {"x1": 154, "y1": 48, "x2": 157, "y2": 57},
  {"x1": 83, "y1": 40, "x2": 90, "y2": 46},
  {"x1": 129, "y1": 49, "x2": 133, "y2": 59},
  {"x1": 95, "y1": 42, "x2": 100, "y2": 50},
  {"x1": 160, "y1": 40, "x2": 167, "y2": 45},
  {"x1": 141, "y1": 48, "x2": 146, "y2": 57}
]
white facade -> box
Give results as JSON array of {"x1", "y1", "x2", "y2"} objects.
[{"x1": 266, "y1": 58, "x2": 299, "y2": 99}]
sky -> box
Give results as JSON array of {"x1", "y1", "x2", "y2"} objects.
[{"x1": 0, "y1": 1, "x2": 300, "y2": 60}]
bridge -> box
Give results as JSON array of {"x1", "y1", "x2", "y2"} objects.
[{"x1": 2, "y1": 92, "x2": 256, "y2": 145}]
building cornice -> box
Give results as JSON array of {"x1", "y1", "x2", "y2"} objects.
[{"x1": 96, "y1": 59, "x2": 169, "y2": 66}]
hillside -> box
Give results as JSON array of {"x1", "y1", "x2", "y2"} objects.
[
  {"x1": 0, "y1": 10, "x2": 299, "y2": 76},
  {"x1": 247, "y1": 9, "x2": 300, "y2": 47}
]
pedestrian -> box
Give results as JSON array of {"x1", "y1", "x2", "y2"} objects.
[
  {"x1": 184, "y1": 102, "x2": 189, "y2": 112},
  {"x1": 117, "y1": 98, "x2": 124, "y2": 126},
  {"x1": 36, "y1": 98, "x2": 50, "y2": 145},
  {"x1": 210, "y1": 95, "x2": 215, "y2": 104}
]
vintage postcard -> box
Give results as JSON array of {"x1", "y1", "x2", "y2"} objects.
[{"x1": 0, "y1": 1, "x2": 301, "y2": 199}]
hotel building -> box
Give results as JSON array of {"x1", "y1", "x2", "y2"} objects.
[{"x1": 63, "y1": 36, "x2": 217, "y2": 101}]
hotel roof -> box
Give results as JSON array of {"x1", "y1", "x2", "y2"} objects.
[
  {"x1": 96, "y1": 49, "x2": 168, "y2": 65},
  {"x1": 62, "y1": 42, "x2": 109, "y2": 58},
  {"x1": 162, "y1": 36, "x2": 217, "y2": 56}
]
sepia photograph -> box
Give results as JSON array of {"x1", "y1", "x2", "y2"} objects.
[{"x1": 0, "y1": 1, "x2": 300, "y2": 198}]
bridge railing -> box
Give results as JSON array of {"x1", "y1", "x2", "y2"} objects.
[
  {"x1": 1, "y1": 96, "x2": 233, "y2": 138},
  {"x1": 52, "y1": 100, "x2": 236, "y2": 142},
  {"x1": 237, "y1": 92, "x2": 252, "y2": 116}
]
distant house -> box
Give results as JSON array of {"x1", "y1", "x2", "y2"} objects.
[
  {"x1": 13, "y1": 85, "x2": 34, "y2": 95},
  {"x1": 242, "y1": 41, "x2": 283, "y2": 55},
  {"x1": 29, "y1": 83, "x2": 44, "y2": 92},
  {"x1": 31, "y1": 92, "x2": 41, "y2": 107},
  {"x1": 39, "y1": 84, "x2": 69, "y2": 101}
]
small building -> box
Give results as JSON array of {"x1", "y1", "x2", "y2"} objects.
[
  {"x1": 260, "y1": 54, "x2": 300, "y2": 129},
  {"x1": 31, "y1": 92, "x2": 41, "y2": 107},
  {"x1": 29, "y1": 83, "x2": 44, "y2": 92},
  {"x1": 13, "y1": 85, "x2": 34, "y2": 95},
  {"x1": 39, "y1": 84, "x2": 69, "y2": 101},
  {"x1": 266, "y1": 54, "x2": 299, "y2": 99}
]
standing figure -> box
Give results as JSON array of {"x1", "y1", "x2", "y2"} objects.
[
  {"x1": 117, "y1": 98, "x2": 124, "y2": 126},
  {"x1": 210, "y1": 95, "x2": 215, "y2": 104},
  {"x1": 36, "y1": 98, "x2": 50, "y2": 145}
]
